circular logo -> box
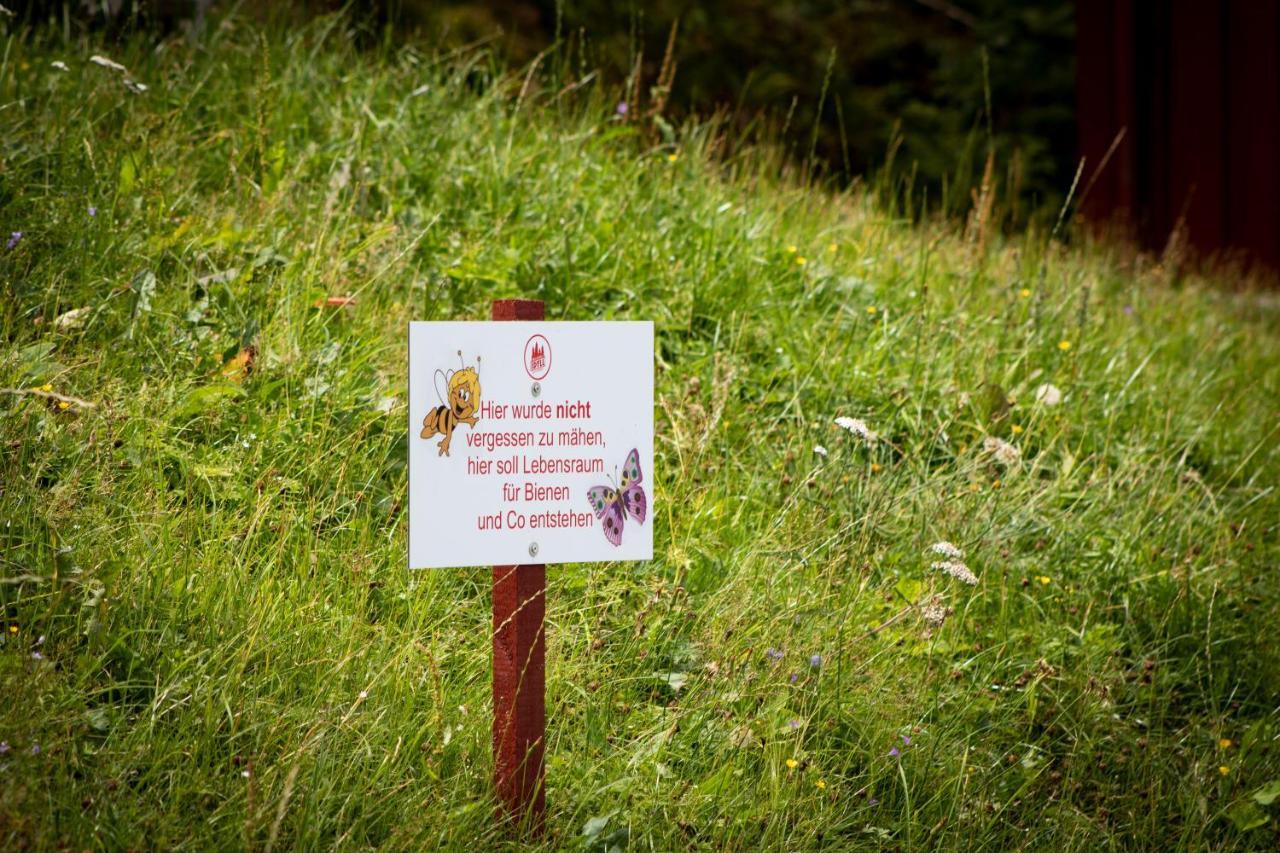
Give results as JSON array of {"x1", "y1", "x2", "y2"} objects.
[{"x1": 523, "y1": 334, "x2": 551, "y2": 380}]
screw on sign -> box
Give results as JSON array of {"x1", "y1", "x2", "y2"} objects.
[{"x1": 491, "y1": 298, "x2": 547, "y2": 833}]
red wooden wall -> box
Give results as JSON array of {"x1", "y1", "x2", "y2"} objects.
[{"x1": 1076, "y1": 0, "x2": 1280, "y2": 272}]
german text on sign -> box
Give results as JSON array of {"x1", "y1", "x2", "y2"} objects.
[{"x1": 408, "y1": 321, "x2": 654, "y2": 568}]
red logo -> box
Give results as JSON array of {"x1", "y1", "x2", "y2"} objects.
[{"x1": 524, "y1": 334, "x2": 551, "y2": 380}]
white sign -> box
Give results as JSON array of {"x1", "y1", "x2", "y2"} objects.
[{"x1": 408, "y1": 321, "x2": 654, "y2": 569}]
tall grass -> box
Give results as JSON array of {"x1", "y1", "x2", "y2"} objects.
[{"x1": 1, "y1": 9, "x2": 1278, "y2": 849}]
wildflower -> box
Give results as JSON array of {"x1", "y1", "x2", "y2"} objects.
[
  {"x1": 809, "y1": 654, "x2": 822, "y2": 669},
  {"x1": 816, "y1": 779, "x2": 827, "y2": 789},
  {"x1": 834, "y1": 417, "x2": 878, "y2": 444},
  {"x1": 789, "y1": 719, "x2": 801, "y2": 730},
  {"x1": 1019, "y1": 288, "x2": 1031, "y2": 298},
  {"x1": 932, "y1": 560, "x2": 979, "y2": 586},
  {"x1": 827, "y1": 243, "x2": 838, "y2": 253},
  {"x1": 921, "y1": 595, "x2": 949, "y2": 627},
  {"x1": 786, "y1": 245, "x2": 798, "y2": 254},
  {"x1": 615, "y1": 101, "x2": 628, "y2": 116},
  {"x1": 666, "y1": 153, "x2": 678, "y2": 163},
  {"x1": 868, "y1": 797, "x2": 879, "y2": 805},
  {"x1": 242, "y1": 769, "x2": 251, "y2": 778},
  {"x1": 57, "y1": 401, "x2": 70, "y2": 411},
  {"x1": 31, "y1": 651, "x2": 42, "y2": 660},
  {"x1": 89, "y1": 55, "x2": 127, "y2": 73},
  {"x1": 51, "y1": 60, "x2": 69, "y2": 72},
  {"x1": 30, "y1": 744, "x2": 40, "y2": 755},
  {"x1": 901, "y1": 735, "x2": 912, "y2": 746},
  {"x1": 1034, "y1": 383, "x2": 1063, "y2": 406},
  {"x1": 813, "y1": 445, "x2": 828, "y2": 457},
  {"x1": 870, "y1": 463, "x2": 882, "y2": 473},
  {"x1": 39, "y1": 384, "x2": 52, "y2": 392},
  {"x1": 866, "y1": 305, "x2": 877, "y2": 315},
  {"x1": 789, "y1": 672, "x2": 799, "y2": 684},
  {"x1": 795, "y1": 256, "x2": 807, "y2": 266},
  {"x1": 766, "y1": 648, "x2": 784, "y2": 662},
  {"x1": 6, "y1": 625, "x2": 16, "y2": 635},
  {"x1": 786, "y1": 758, "x2": 799, "y2": 769},
  {"x1": 88, "y1": 206, "x2": 97, "y2": 217},
  {"x1": 0, "y1": 742, "x2": 7, "y2": 754},
  {"x1": 358, "y1": 690, "x2": 368, "y2": 700},
  {"x1": 1219, "y1": 738, "x2": 1233, "y2": 749},
  {"x1": 1123, "y1": 304, "x2": 1134, "y2": 316},
  {"x1": 1057, "y1": 340, "x2": 1072, "y2": 351},
  {"x1": 1218, "y1": 765, "x2": 1229, "y2": 776},
  {"x1": 7, "y1": 231, "x2": 22, "y2": 250},
  {"x1": 888, "y1": 746, "x2": 900, "y2": 758},
  {"x1": 1036, "y1": 575, "x2": 1051, "y2": 585},
  {"x1": 1010, "y1": 424, "x2": 1023, "y2": 434},
  {"x1": 930, "y1": 541, "x2": 964, "y2": 560},
  {"x1": 982, "y1": 436, "x2": 1021, "y2": 466}
]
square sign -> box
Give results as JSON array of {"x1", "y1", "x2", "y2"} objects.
[{"x1": 408, "y1": 321, "x2": 654, "y2": 569}]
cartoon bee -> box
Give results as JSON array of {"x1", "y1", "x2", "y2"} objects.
[{"x1": 421, "y1": 351, "x2": 481, "y2": 457}]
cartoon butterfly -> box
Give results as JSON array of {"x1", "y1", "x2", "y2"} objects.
[{"x1": 587, "y1": 448, "x2": 647, "y2": 546}]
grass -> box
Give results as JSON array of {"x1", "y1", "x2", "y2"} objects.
[{"x1": 2, "y1": 10, "x2": 1279, "y2": 850}]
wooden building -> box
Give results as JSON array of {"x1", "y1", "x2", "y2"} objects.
[{"x1": 1076, "y1": 1, "x2": 1279, "y2": 271}]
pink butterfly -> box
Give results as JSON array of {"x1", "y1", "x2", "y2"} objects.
[{"x1": 586, "y1": 448, "x2": 647, "y2": 546}]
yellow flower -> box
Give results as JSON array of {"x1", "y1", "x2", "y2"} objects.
[
  {"x1": 870, "y1": 463, "x2": 882, "y2": 473},
  {"x1": 796, "y1": 256, "x2": 807, "y2": 266},
  {"x1": 816, "y1": 779, "x2": 827, "y2": 790},
  {"x1": 827, "y1": 243, "x2": 838, "y2": 253},
  {"x1": 1037, "y1": 575, "x2": 1051, "y2": 585},
  {"x1": 1219, "y1": 738, "x2": 1233, "y2": 749},
  {"x1": 40, "y1": 383, "x2": 53, "y2": 392},
  {"x1": 1019, "y1": 288, "x2": 1031, "y2": 298},
  {"x1": 1058, "y1": 340, "x2": 1072, "y2": 351},
  {"x1": 666, "y1": 153, "x2": 678, "y2": 163},
  {"x1": 57, "y1": 401, "x2": 70, "y2": 411},
  {"x1": 1218, "y1": 765, "x2": 1230, "y2": 776},
  {"x1": 992, "y1": 479, "x2": 1002, "y2": 489},
  {"x1": 866, "y1": 306, "x2": 877, "y2": 315},
  {"x1": 1010, "y1": 424, "x2": 1023, "y2": 434},
  {"x1": 786, "y1": 245, "x2": 798, "y2": 254},
  {"x1": 969, "y1": 483, "x2": 980, "y2": 493},
  {"x1": 7, "y1": 624, "x2": 17, "y2": 634},
  {"x1": 786, "y1": 758, "x2": 798, "y2": 769}
]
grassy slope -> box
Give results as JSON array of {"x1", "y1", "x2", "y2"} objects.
[{"x1": 2, "y1": 12, "x2": 1279, "y2": 850}]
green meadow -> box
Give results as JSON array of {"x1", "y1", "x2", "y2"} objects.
[{"x1": 2, "y1": 11, "x2": 1279, "y2": 850}]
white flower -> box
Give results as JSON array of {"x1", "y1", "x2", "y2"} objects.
[
  {"x1": 123, "y1": 78, "x2": 148, "y2": 94},
  {"x1": 834, "y1": 416, "x2": 878, "y2": 444},
  {"x1": 1034, "y1": 383, "x2": 1063, "y2": 406},
  {"x1": 932, "y1": 560, "x2": 979, "y2": 586},
  {"x1": 50, "y1": 60, "x2": 69, "y2": 72},
  {"x1": 920, "y1": 595, "x2": 950, "y2": 627},
  {"x1": 930, "y1": 541, "x2": 964, "y2": 559},
  {"x1": 813, "y1": 445, "x2": 828, "y2": 457},
  {"x1": 982, "y1": 436, "x2": 1021, "y2": 466},
  {"x1": 89, "y1": 55, "x2": 127, "y2": 73}
]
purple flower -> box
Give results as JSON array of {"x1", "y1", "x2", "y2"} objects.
[
  {"x1": 901, "y1": 734, "x2": 912, "y2": 746},
  {"x1": 765, "y1": 647, "x2": 784, "y2": 662},
  {"x1": 88, "y1": 206, "x2": 97, "y2": 217},
  {"x1": 6, "y1": 232, "x2": 21, "y2": 250},
  {"x1": 789, "y1": 719, "x2": 801, "y2": 730},
  {"x1": 888, "y1": 746, "x2": 900, "y2": 758},
  {"x1": 809, "y1": 654, "x2": 822, "y2": 669},
  {"x1": 789, "y1": 672, "x2": 798, "y2": 684},
  {"x1": 615, "y1": 101, "x2": 628, "y2": 116},
  {"x1": 30, "y1": 651, "x2": 42, "y2": 660},
  {"x1": 0, "y1": 742, "x2": 9, "y2": 754},
  {"x1": 868, "y1": 797, "x2": 879, "y2": 806},
  {"x1": 29, "y1": 744, "x2": 40, "y2": 755}
]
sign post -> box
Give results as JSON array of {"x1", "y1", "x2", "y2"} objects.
[
  {"x1": 407, "y1": 301, "x2": 653, "y2": 835},
  {"x1": 490, "y1": 298, "x2": 546, "y2": 832}
]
